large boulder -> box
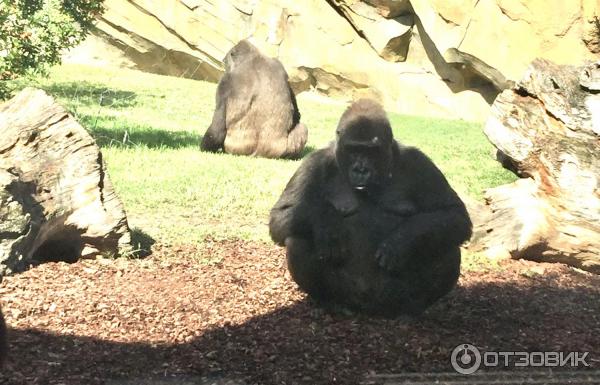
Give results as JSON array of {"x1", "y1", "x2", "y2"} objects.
[
  {"x1": 411, "y1": 0, "x2": 599, "y2": 81},
  {"x1": 64, "y1": 0, "x2": 599, "y2": 121},
  {"x1": 471, "y1": 59, "x2": 600, "y2": 273},
  {"x1": 0, "y1": 88, "x2": 132, "y2": 276},
  {"x1": 63, "y1": 0, "x2": 494, "y2": 121}
]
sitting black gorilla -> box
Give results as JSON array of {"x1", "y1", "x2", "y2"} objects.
[{"x1": 269, "y1": 99, "x2": 472, "y2": 317}]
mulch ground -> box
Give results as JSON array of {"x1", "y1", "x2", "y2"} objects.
[{"x1": 0, "y1": 239, "x2": 599, "y2": 385}]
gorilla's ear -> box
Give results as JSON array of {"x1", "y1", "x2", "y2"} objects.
[
  {"x1": 326, "y1": 177, "x2": 359, "y2": 216},
  {"x1": 334, "y1": 129, "x2": 341, "y2": 142}
]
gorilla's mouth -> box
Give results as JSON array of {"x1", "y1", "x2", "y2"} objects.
[{"x1": 354, "y1": 185, "x2": 367, "y2": 191}]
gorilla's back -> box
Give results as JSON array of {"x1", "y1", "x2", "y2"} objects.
[{"x1": 223, "y1": 56, "x2": 295, "y2": 158}]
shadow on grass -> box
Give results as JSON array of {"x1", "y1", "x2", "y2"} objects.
[
  {"x1": 129, "y1": 228, "x2": 156, "y2": 258},
  {"x1": 22, "y1": 81, "x2": 203, "y2": 149},
  {"x1": 44, "y1": 81, "x2": 139, "y2": 109},
  {"x1": 202, "y1": 143, "x2": 316, "y2": 160},
  {"x1": 75, "y1": 115, "x2": 200, "y2": 149},
  {"x1": 2, "y1": 275, "x2": 599, "y2": 384},
  {"x1": 91, "y1": 125, "x2": 200, "y2": 149}
]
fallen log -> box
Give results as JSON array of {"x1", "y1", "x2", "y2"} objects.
[
  {"x1": 471, "y1": 59, "x2": 600, "y2": 273},
  {"x1": 0, "y1": 88, "x2": 132, "y2": 275}
]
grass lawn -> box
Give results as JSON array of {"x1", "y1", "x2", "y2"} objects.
[{"x1": 10, "y1": 64, "x2": 516, "y2": 245}]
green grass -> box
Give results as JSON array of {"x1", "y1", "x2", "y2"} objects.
[{"x1": 10, "y1": 64, "x2": 515, "y2": 244}]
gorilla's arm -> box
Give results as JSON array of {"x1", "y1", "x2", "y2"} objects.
[
  {"x1": 288, "y1": 84, "x2": 301, "y2": 128},
  {"x1": 269, "y1": 151, "x2": 327, "y2": 246},
  {"x1": 270, "y1": 149, "x2": 350, "y2": 264},
  {"x1": 201, "y1": 76, "x2": 230, "y2": 152},
  {"x1": 376, "y1": 147, "x2": 472, "y2": 272},
  {"x1": 283, "y1": 83, "x2": 308, "y2": 159}
]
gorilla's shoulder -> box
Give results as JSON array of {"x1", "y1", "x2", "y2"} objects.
[
  {"x1": 394, "y1": 142, "x2": 448, "y2": 183},
  {"x1": 394, "y1": 142, "x2": 433, "y2": 163},
  {"x1": 263, "y1": 57, "x2": 288, "y2": 77},
  {"x1": 296, "y1": 146, "x2": 336, "y2": 176},
  {"x1": 307, "y1": 145, "x2": 334, "y2": 160}
]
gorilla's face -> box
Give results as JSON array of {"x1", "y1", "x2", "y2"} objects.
[
  {"x1": 224, "y1": 40, "x2": 259, "y2": 72},
  {"x1": 335, "y1": 115, "x2": 393, "y2": 193}
]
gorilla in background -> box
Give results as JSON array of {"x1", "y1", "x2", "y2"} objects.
[
  {"x1": 269, "y1": 99, "x2": 472, "y2": 317},
  {"x1": 201, "y1": 40, "x2": 308, "y2": 159}
]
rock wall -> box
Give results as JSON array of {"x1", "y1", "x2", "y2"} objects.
[{"x1": 64, "y1": 0, "x2": 600, "y2": 121}]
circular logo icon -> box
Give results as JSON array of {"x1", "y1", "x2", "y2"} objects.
[{"x1": 451, "y1": 344, "x2": 482, "y2": 374}]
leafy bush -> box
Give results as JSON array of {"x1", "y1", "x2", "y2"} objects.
[{"x1": 0, "y1": 0, "x2": 104, "y2": 98}]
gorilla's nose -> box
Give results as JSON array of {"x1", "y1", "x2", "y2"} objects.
[
  {"x1": 350, "y1": 164, "x2": 371, "y2": 186},
  {"x1": 352, "y1": 163, "x2": 370, "y2": 175}
]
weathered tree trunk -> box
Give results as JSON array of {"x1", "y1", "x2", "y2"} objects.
[
  {"x1": 0, "y1": 88, "x2": 132, "y2": 276},
  {"x1": 471, "y1": 59, "x2": 600, "y2": 273}
]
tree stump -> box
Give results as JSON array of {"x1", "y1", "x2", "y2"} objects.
[
  {"x1": 0, "y1": 88, "x2": 132, "y2": 276},
  {"x1": 471, "y1": 59, "x2": 600, "y2": 273}
]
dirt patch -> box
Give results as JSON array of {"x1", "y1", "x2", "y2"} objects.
[{"x1": 0, "y1": 239, "x2": 599, "y2": 384}]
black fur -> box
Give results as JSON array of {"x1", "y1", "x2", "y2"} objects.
[{"x1": 269, "y1": 99, "x2": 472, "y2": 317}]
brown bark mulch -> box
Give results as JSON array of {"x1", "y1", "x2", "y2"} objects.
[{"x1": 0, "y1": 239, "x2": 599, "y2": 384}]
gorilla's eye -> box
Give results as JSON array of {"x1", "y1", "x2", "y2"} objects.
[{"x1": 345, "y1": 142, "x2": 380, "y2": 155}]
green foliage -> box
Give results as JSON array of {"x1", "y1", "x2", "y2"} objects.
[{"x1": 0, "y1": 0, "x2": 104, "y2": 98}]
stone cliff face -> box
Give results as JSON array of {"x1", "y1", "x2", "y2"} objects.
[{"x1": 65, "y1": 0, "x2": 600, "y2": 121}]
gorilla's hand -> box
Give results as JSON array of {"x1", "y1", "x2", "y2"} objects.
[
  {"x1": 313, "y1": 210, "x2": 348, "y2": 266},
  {"x1": 375, "y1": 235, "x2": 415, "y2": 273}
]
